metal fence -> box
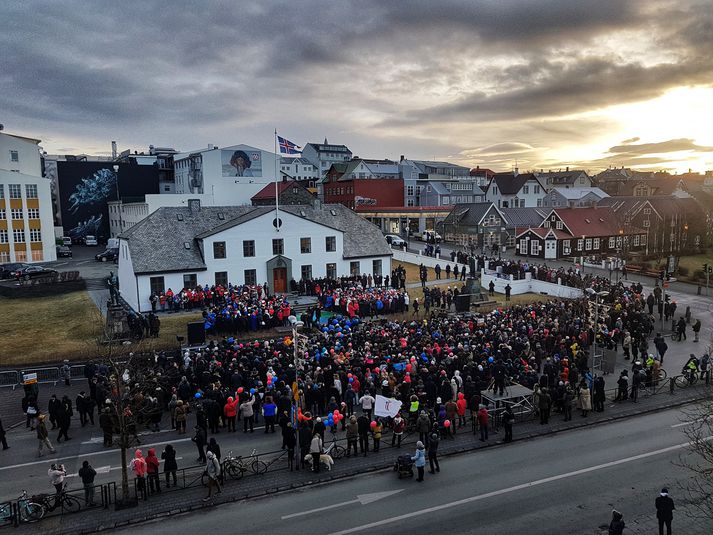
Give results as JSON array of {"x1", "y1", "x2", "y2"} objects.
[
  {"x1": 0, "y1": 371, "x2": 19, "y2": 390},
  {"x1": 19, "y1": 367, "x2": 60, "y2": 386}
]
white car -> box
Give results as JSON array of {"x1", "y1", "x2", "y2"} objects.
[
  {"x1": 385, "y1": 234, "x2": 406, "y2": 247},
  {"x1": 84, "y1": 235, "x2": 98, "y2": 246}
]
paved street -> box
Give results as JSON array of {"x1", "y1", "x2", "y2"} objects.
[{"x1": 107, "y1": 406, "x2": 712, "y2": 535}]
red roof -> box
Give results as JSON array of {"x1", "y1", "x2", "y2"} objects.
[
  {"x1": 251, "y1": 181, "x2": 294, "y2": 201},
  {"x1": 550, "y1": 207, "x2": 622, "y2": 237}
]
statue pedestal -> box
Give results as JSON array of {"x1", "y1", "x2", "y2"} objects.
[{"x1": 106, "y1": 304, "x2": 129, "y2": 339}]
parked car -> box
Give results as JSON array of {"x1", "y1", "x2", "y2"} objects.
[
  {"x1": 56, "y1": 246, "x2": 73, "y2": 258},
  {"x1": 414, "y1": 230, "x2": 442, "y2": 243},
  {"x1": 84, "y1": 235, "x2": 98, "y2": 246},
  {"x1": 13, "y1": 265, "x2": 58, "y2": 280},
  {"x1": 62, "y1": 236, "x2": 72, "y2": 247},
  {"x1": 385, "y1": 234, "x2": 406, "y2": 247},
  {"x1": 0, "y1": 262, "x2": 28, "y2": 280},
  {"x1": 95, "y1": 248, "x2": 118, "y2": 262}
]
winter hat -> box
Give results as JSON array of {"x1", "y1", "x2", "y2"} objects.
[
  {"x1": 416, "y1": 441, "x2": 424, "y2": 449},
  {"x1": 660, "y1": 488, "x2": 668, "y2": 496},
  {"x1": 436, "y1": 397, "x2": 442, "y2": 404}
]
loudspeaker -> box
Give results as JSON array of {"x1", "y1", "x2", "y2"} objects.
[
  {"x1": 187, "y1": 321, "x2": 205, "y2": 346},
  {"x1": 455, "y1": 294, "x2": 471, "y2": 313}
]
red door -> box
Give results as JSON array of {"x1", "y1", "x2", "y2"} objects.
[{"x1": 273, "y1": 268, "x2": 287, "y2": 293}]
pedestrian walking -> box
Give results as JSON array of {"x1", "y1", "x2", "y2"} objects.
[
  {"x1": 36, "y1": 414, "x2": 56, "y2": 457},
  {"x1": 502, "y1": 405, "x2": 514, "y2": 442},
  {"x1": 162, "y1": 444, "x2": 178, "y2": 487},
  {"x1": 99, "y1": 407, "x2": 113, "y2": 447},
  {"x1": 284, "y1": 422, "x2": 297, "y2": 471},
  {"x1": 192, "y1": 425, "x2": 207, "y2": 463},
  {"x1": 411, "y1": 441, "x2": 426, "y2": 482},
  {"x1": 504, "y1": 284, "x2": 511, "y2": 301},
  {"x1": 78, "y1": 460, "x2": 97, "y2": 506},
  {"x1": 427, "y1": 427, "x2": 440, "y2": 473},
  {"x1": 391, "y1": 413, "x2": 405, "y2": 448},
  {"x1": 692, "y1": 318, "x2": 701, "y2": 342},
  {"x1": 477, "y1": 405, "x2": 489, "y2": 441},
  {"x1": 655, "y1": 488, "x2": 675, "y2": 535},
  {"x1": 608, "y1": 510, "x2": 625, "y2": 535},
  {"x1": 0, "y1": 418, "x2": 9, "y2": 450},
  {"x1": 240, "y1": 395, "x2": 256, "y2": 433},
  {"x1": 202, "y1": 451, "x2": 222, "y2": 501}
]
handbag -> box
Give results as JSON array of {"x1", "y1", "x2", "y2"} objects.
[{"x1": 27, "y1": 406, "x2": 37, "y2": 415}]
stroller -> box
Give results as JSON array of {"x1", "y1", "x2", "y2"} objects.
[{"x1": 394, "y1": 455, "x2": 414, "y2": 479}]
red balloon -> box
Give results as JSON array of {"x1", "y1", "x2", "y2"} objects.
[
  {"x1": 370, "y1": 421, "x2": 377, "y2": 429},
  {"x1": 405, "y1": 364, "x2": 412, "y2": 372},
  {"x1": 444, "y1": 420, "x2": 451, "y2": 428},
  {"x1": 347, "y1": 373, "x2": 353, "y2": 378},
  {"x1": 237, "y1": 387, "x2": 244, "y2": 394}
]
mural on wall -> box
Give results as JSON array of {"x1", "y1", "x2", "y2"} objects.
[
  {"x1": 188, "y1": 153, "x2": 203, "y2": 193},
  {"x1": 58, "y1": 161, "x2": 159, "y2": 241},
  {"x1": 221, "y1": 148, "x2": 262, "y2": 177}
]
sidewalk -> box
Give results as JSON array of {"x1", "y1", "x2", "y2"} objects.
[
  {"x1": 596, "y1": 506, "x2": 713, "y2": 534},
  {"x1": 16, "y1": 380, "x2": 713, "y2": 535}
]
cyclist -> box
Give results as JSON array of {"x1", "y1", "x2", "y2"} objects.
[{"x1": 682, "y1": 354, "x2": 699, "y2": 382}]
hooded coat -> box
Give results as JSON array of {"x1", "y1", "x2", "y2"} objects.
[
  {"x1": 146, "y1": 448, "x2": 160, "y2": 475},
  {"x1": 131, "y1": 450, "x2": 147, "y2": 477}
]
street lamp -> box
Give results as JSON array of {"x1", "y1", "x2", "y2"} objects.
[{"x1": 113, "y1": 164, "x2": 122, "y2": 239}]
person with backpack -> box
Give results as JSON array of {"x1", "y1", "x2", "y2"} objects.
[
  {"x1": 203, "y1": 451, "x2": 222, "y2": 501},
  {"x1": 130, "y1": 449, "x2": 147, "y2": 500},
  {"x1": 146, "y1": 448, "x2": 161, "y2": 494}
]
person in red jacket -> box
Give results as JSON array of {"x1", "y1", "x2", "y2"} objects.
[
  {"x1": 456, "y1": 392, "x2": 467, "y2": 429},
  {"x1": 477, "y1": 405, "x2": 489, "y2": 442},
  {"x1": 224, "y1": 396, "x2": 239, "y2": 432},
  {"x1": 146, "y1": 448, "x2": 161, "y2": 494},
  {"x1": 130, "y1": 449, "x2": 147, "y2": 499}
]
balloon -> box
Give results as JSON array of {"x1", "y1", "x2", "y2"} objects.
[
  {"x1": 194, "y1": 392, "x2": 202, "y2": 399},
  {"x1": 444, "y1": 420, "x2": 451, "y2": 428},
  {"x1": 488, "y1": 357, "x2": 494, "y2": 363},
  {"x1": 349, "y1": 377, "x2": 354, "y2": 383},
  {"x1": 370, "y1": 421, "x2": 377, "y2": 429},
  {"x1": 237, "y1": 387, "x2": 244, "y2": 394},
  {"x1": 347, "y1": 373, "x2": 353, "y2": 379},
  {"x1": 250, "y1": 388, "x2": 256, "y2": 395},
  {"x1": 333, "y1": 410, "x2": 340, "y2": 415}
]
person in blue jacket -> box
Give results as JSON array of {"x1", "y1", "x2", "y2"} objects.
[{"x1": 411, "y1": 441, "x2": 426, "y2": 482}]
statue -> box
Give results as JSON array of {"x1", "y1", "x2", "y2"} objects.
[{"x1": 108, "y1": 271, "x2": 119, "y2": 306}]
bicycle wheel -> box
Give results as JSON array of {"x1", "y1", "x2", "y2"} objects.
[
  {"x1": 250, "y1": 460, "x2": 268, "y2": 475},
  {"x1": 658, "y1": 368, "x2": 667, "y2": 380},
  {"x1": 225, "y1": 462, "x2": 244, "y2": 480},
  {"x1": 675, "y1": 375, "x2": 689, "y2": 388},
  {"x1": 200, "y1": 472, "x2": 209, "y2": 486},
  {"x1": 61, "y1": 495, "x2": 81, "y2": 514},
  {"x1": 331, "y1": 445, "x2": 346, "y2": 460},
  {"x1": 21, "y1": 503, "x2": 44, "y2": 522}
]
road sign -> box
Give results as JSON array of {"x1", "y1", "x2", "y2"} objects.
[{"x1": 22, "y1": 373, "x2": 37, "y2": 385}]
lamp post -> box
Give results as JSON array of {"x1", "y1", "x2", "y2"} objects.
[
  {"x1": 589, "y1": 289, "x2": 609, "y2": 372},
  {"x1": 113, "y1": 164, "x2": 122, "y2": 239}
]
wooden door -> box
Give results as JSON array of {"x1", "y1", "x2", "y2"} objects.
[{"x1": 273, "y1": 268, "x2": 287, "y2": 293}]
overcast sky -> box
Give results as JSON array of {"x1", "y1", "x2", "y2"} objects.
[{"x1": 2, "y1": 0, "x2": 713, "y2": 173}]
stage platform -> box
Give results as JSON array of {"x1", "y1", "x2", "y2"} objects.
[{"x1": 481, "y1": 383, "x2": 534, "y2": 415}]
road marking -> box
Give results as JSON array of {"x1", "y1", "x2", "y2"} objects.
[
  {"x1": 81, "y1": 428, "x2": 174, "y2": 445},
  {"x1": 75, "y1": 260, "x2": 92, "y2": 265},
  {"x1": 671, "y1": 415, "x2": 711, "y2": 428},
  {"x1": 282, "y1": 490, "x2": 403, "y2": 519},
  {"x1": 328, "y1": 438, "x2": 712, "y2": 535}
]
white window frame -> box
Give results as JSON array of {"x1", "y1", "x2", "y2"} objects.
[
  {"x1": 577, "y1": 238, "x2": 584, "y2": 250},
  {"x1": 530, "y1": 241, "x2": 540, "y2": 255},
  {"x1": 585, "y1": 238, "x2": 592, "y2": 250},
  {"x1": 593, "y1": 238, "x2": 600, "y2": 249},
  {"x1": 633, "y1": 235, "x2": 640, "y2": 246},
  {"x1": 29, "y1": 228, "x2": 42, "y2": 242},
  {"x1": 608, "y1": 237, "x2": 615, "y2": 248},
  {"x1": 519, "y1": 239, "x2": 528, "y2": 255}
]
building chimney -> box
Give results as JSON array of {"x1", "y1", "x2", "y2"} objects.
[
  {"x1": 400, "y1": 155, "x2": 405, "y2": 162},
  {"x1": 188, "y1": 199, "x2": 201, "y2": 213},
  {"x1": 566, "y1": 166, "x2": 569, "y2": 172}
]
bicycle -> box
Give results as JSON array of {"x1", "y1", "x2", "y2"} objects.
[
  {"x1": 0, "y1": 491, "x2": 43, "y2": 523},
  {"x1": 324, "y1": 433, "x2": 346, "y2": 460},
  {"x1": 215, "y1": 449, "x2": 268, "y2": 482},
  {"x1": 675, "y1": 369, "x2": 699, "y2": 388},
  {"x1": 32, "y1": 485, "x2": 82, "y2": 515}
]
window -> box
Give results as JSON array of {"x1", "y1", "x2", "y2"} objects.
[
  {"x1": 31, "y1": 250, "x2": 43, "y2": 262},
  {"x1": 25, "y1": 184, "x2": 38, "y2": 198},
  {"x1": 407, "y1": 199, "x2": 415, "y2": 207},
  {"x1": 534, "y1": 185, "x2": 540, "y2": 194},
  {"x1": 349, "y1": 261, "x2": 360, "y2": 276},
  {"x1": 300, "y1": 237, "x2": 311, "y2": 254},
  {"x1": 244, "y1": 269, "x2": 257, "y2": 285},
  {"x1": 215, "y1": 271, "x2": 228, "y2": 287},
  {"x1": 9, "y1": 184, "x2": 21, "y2": 199},
  {"x1": 242, "y1": 240, "x2": 255, "y2": 257},
  {"x1": 29, "y1": 228, "x2": 41, "y2": 242},
  {"x1": 326, "y1": 263, "x2": 337, "y2": 279},
  {"x1": 10, "y1": 150, "x2": 19, "y2": 162},
  {"x1": 523, "y1": 185, "x2": 529, "y2": 194},
  {"x1": 407, "y1": 185, "x2": 414, "y2": 196},
  {"x1": 301, "y1": 265, "x2": 312, "y2": 280},
  {"x1": 325, "y1": 236, "x2": 336, "y2": 252},
  {"x1": 555, "y1": 221, "x2": 563, "y2": 230},
  {"x1": 530, "y1": 241, "x2": 540, "y2": 255},
  {"x1": 633, "y1": 235, "x2": 640, "y2": 246},
  {"x1": 537, "y1": 198, "x2": 542, "y2": 207},
  {"x1": 150, "y1": 276, "x2": 165, "y2": 295},
  {"x1": 442, "y1": 196, "x2": 450, "y2": 205},
  {"x1": 0, "y1": 185, "x2": 3, "y2": 199},
  {"x1": 609, "y1": 237, "x2": 615, "y2": 248},
  {"x1": 13, "y1": 229, "x2": 25, "y2": 242},
  {"x1": 0, "y1": 209, "x2": 4, "y2": 219},
  {"x1": 641, "y1": 235, "x2": 647, "y2": 245},
  {"x1": 519, "y1": 239, "x2": 528, "y2": 255},
  {"x1": 373, "y1": 259, "x2": 382, "y2": 277},
  {"x1": 543, "y1": 220, "x2": 550, "y2": 228},
  {"x1": 0, "y1": 251, "x2": 8, "y2": 262},
  {"x1": 643, "y1": 208, "x2": 651, "y2": 215},
  {"x1": 585, "y1": 238, "x2": 592, "y2": 250},
  {"x1": 563, "y1": 239, "x2": 571, "y2": 252},
  {"x1": 272, "y1": 238, "x2": 284, "y2": 255},
  {"x1": 0, "y1": 229, "x2": 7, "y2": 243},
  {"x1": 27, "y1": 208, "x2": 40, "y2": 219},
  {"x1": 643, "y1": 220, "x2": 650, "y2": 228},
  {"x1": 183, "y1": 274, "x2": 197, "y2": 288},
  {"x1": 577, "y1": 238, "x2": 584, "y2": 250},
  {"x1": 15, "y1": 250, "x2": 26, "y2": 261},
  {"x1": 213, "y1": 241, "x2": 226, "y2": 259},
  {"x1": 593, "y1": 238, "x2": 600, "y2": 249}
]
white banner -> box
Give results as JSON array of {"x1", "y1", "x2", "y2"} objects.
[{"x1": 374, "y1": 395, "x2": 403, "y2": 418}]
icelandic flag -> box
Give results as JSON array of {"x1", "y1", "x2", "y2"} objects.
[{"x1": 277, "y1": 135, "x2": 301, "y2": 155}]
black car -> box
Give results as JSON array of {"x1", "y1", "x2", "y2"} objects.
[
  {"x1": 13, "y1": 265, "x2": 58, "y2": 280},
  {"x1": 0, "y1": 262, "x2": 28, "y2": 280},
  {"x1": 56, "y1": 246, "x2": 73, "y2": 258},
  {"x1": 95, "y1": 248, "x2": 118, "y2": 262}
]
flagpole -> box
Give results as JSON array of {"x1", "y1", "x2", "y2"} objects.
[{"x1": 274, "y1": 128, "x2": 280, "y2": 232}]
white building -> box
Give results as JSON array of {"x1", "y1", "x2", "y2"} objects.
[
  {"x1": 118, "y1": 200, "x2": 392, "y2": 312},
  {"x1": 279, "y1": 157, "x2": 319, "y2": 185},
  {"x1": 542, "y1": 187, "x2": 609, "y2": 208},
  {"x1": 485, "y1": 171, "x2": 547, "y2": 208},
  {"x1": 0, "y1": 132, "x2": 56, "y2": 263},
  {"x1": 173, "y1": 144, "x2": 279, "y2": 206}
]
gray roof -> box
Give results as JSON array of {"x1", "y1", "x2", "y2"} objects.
[
  {"x1": 443, "y1": 203, "x2": 498, "y2": 227},
  {"x1": 550, "y1": 187, "x2": 608, "y2": 200},
  {"x1": 121, "y1": 203, "x2": 391, "y2": 274},
  {"x1": 500, "y1": 207, "x2": 547, "y2": 228},
  {"x1": 489, "y1": 172, "x2": 541, "y2": 195}
]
